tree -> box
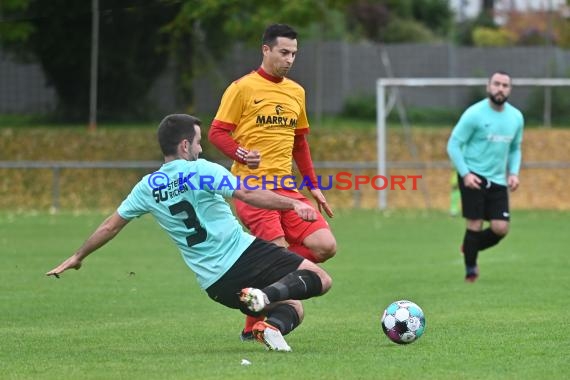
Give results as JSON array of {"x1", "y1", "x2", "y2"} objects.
[
  {"x1": 1, "y1": 0, "x2": 179, "y2": 122},
  {"x1": 482, "y1": 0, "x2": 495, "y2": 19},
  {"x1": 345, "y1": 0, "x2": 452, "y2": 43},
  {"x1": 411, "y1": 0, "x2": 452, "y2": 37},
  {"x1": 2, "y1": 0, "x2": 455, "y2": 120},
  {"x1": 2, "y1": 0, "x2": 352, "y2": 120},
  {"x1": 162, "y1": 0, "x2": 351, "y2": 106},
  {"x1": 454, "y1": 0, "x2": 498, "y2": 45}
]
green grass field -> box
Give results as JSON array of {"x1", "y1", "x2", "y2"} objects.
[{"x1": 1, "y1": 210, "x2": 569, "y2": 379}]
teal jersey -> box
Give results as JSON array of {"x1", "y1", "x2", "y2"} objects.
[
  {"x1": 117, "y1": 159, "x2": 255, "y2": 289},
  {"x1": 447, "y1": 99, "x2": 524, "y2": 186}
]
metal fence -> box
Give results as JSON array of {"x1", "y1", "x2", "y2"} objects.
[
  {"x1": 2, "y1": 43, "x2": 570, "y2": 116},
  {"x1": 1, "y1": 160, "x2": 569, "y2": 211}
]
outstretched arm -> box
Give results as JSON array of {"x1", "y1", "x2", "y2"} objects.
[
  {"x1": 233, "y1": 188, "x2": 317, "y2": 222},
  {"x1": 46, "y1": 212, "x2": 130, "y2": 277}
]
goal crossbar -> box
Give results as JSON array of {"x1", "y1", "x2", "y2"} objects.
[
  {"x1": 376, "y1": 77, "x2": 570, "y2": 210},
  {"x1": 377, "y1": 78, "x2": 570, "y2": 87}
]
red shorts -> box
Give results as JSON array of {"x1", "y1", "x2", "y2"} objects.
[{"x1": 234, "y1": 188, "x2": 330, "y2": 245}]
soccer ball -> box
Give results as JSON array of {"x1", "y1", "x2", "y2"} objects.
[{"x1": 381, "y1": 300, "x2": 426, "y2": 344}]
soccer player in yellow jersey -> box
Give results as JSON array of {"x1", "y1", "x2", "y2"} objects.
[{"x1": 209, "y1": 24, "x2": 337, "y2": 340}]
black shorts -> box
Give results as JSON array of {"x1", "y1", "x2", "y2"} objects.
[
  {"x1": 205, "y1": 238, "x2": 304, "y2": 316},
  {"x1": 458, "y1": 173, "x2": 510, "y2": 221}
]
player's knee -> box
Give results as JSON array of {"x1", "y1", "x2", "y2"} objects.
[
  {"x1": 297, "y1": 262, "x2": 332, "y2": 294},
  {"x1": 492, "y1": 223, "x2": 509, "y2": 236},
  {"x1": 277, "y1": 300, "x2": 303, "y2": 323},
  {"x1": 315, "y1": 239, "x2": 337, "y2": 261},
  {"x1": 317, "y1": 270, "x2": 332, "y2": 294},
  {"x1": 290, "y1": 300, "x2": 304, "y2": 322}
]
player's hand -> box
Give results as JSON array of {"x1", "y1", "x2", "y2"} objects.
[
  {"x1": 508, "y1": 174, "x2": 519, "y2": 191},
  {"x1": 293, "y1": 201, "x2": 317, "y2": 222},
  {"x1": 245, "y1": 150, "x2": 261, "y2": 169},
  {"x1": 46, "y1": 255, "x2": 83, "y2": 278},
  {"x1": 310, "y1": 188, "x2": 334, "y2": 218},
  {"x1": 463, "y1": 173, "x2": 482, "y2": 190}
]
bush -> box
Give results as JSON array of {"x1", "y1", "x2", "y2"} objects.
[
  {"x1": 382, "y1": 18, "x2": 436, "y2": 43},
  {"x1": 341, "y1": 94, "x2": 376, "y2": 120},
  {"x1": 340, "y1": 94, "x2": 463, "y2": 125},
  {"x1": 404, "y1": 107, "x2": 463, "y2": 125},
  {"x1": 472, "y1": 27, "x2": 515, "y2": 47},
  {"x1": 517, "y1": 28, "x2": 554, "y2": 46}
]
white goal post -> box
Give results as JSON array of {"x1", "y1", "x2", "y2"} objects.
[{"x1": 376, "y1": 77, "x2": 570, "y2": 210}]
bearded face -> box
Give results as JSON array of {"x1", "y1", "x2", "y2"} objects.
[
  {"x1": 487, "y1": 73, "x2": 512, "y2": 107},
  {"x1": 488, "y1": 91, "x2": 508, "y2": 106}
]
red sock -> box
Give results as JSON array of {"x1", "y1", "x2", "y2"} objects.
[
  {"x1": 288, "y1": 244, "x2": 321, "y2": 263},
  {"x1": 244, "y1": 315, "x2": 264, "y2": 333}
]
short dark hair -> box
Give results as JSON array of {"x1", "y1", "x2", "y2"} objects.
[
  {"x1": 262, "y1": 24, "x2": 297, "y2": 47},
  {"x1": 157, "y1": 114, "x2": 201, "y2": 156},
  {"x1": 489, "y1": 70, "x2": 511, "y2": 82}
]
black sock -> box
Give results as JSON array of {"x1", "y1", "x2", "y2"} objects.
[
  {"x1": 262, "y1": 269, "x2": 322, "y2": 303},
  {"x1": 478, "y1": 228, "x2": 504, "y2": 251},
  {"x1": 463, "y1": 229, "x2": 480, "y2": 268},
  {"x1": 266, "y1": 304, "x2": 300, "y2": 336}
]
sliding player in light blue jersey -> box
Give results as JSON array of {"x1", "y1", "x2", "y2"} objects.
[
  {"x1": 47, "y1": 114, "x2": 332, "y2": 352},
  {"x1": 447, "y1": 71, "x2": 524, "y2": 282},
  {"x1": 118, "y1": 156, "x2": 255, "y2": 290}
]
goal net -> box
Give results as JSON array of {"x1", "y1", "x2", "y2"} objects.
[{"x1": 375, "y1": 77, "x2": 570, "y2": 210}]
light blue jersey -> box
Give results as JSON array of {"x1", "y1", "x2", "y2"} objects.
[
  {"x1": 447, "y1": 99, "x2": 524, "y2": 186},
  {"x1": 117, "y1": 159, "x2": 255, "y2": 289}
]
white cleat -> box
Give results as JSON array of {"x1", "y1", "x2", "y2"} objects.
[{"x1": 252, "y1": 321, "x2": 292, "y2": 352}]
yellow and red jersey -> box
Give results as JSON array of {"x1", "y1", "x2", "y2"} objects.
[{"x1": 211, "y1": 68, "x2": 309, "y2": 186}]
